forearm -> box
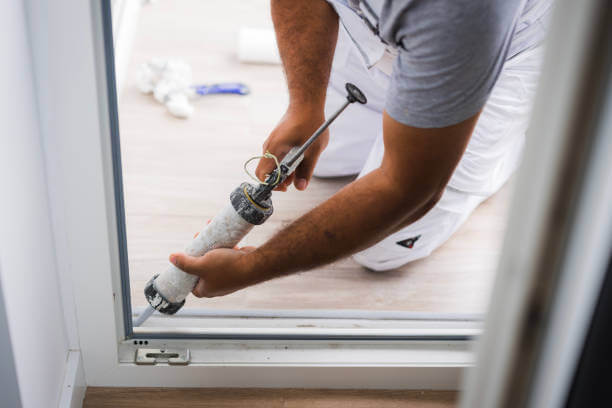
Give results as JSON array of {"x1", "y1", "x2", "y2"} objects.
[
  {"x1": 243, "y1": 168, "x2": 435, "y2": 283},
  {"x1": 242, "y1": 110, "x2": 479, "y2": 285},
  {"x1": 271, "y1": 0, "x2": 338, "y2": 115},
  {"x1": 174, "y1": 112, "x2": 478, "y2": 299}
]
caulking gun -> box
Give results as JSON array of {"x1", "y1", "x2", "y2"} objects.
[{"x1": 135, "y1": 83, "x2": 367, "y2": 326}]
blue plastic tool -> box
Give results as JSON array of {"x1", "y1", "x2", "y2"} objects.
[{"x1": 192, "y1": 83, "x2": 250, "y2": 96}]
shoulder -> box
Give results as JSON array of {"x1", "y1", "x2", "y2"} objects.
[{"x1": 379, "y1": 0, "x2": 526, "y2": 50}]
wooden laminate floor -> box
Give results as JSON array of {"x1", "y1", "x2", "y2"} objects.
[
  {"x1": 83, "y1": 388, "x2": 458, "y2": 408},
  {"x1": 118, "y1": 0, "x2": 511, "y2": 314}
]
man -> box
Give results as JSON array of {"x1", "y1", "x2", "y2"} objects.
[{"x1": 169, "y1": 0, "x2": 552, "y2": 297}]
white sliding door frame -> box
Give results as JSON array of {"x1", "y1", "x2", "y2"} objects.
[
  {"x1": 40, "y1": 0, "x2": 607, "y2": 391},
  {"x1": 460, "y1": 0, "x2": 612, "y2": 406},
  {"x1": 35, "y1": 0, "x2": 470, "y2": 388}
]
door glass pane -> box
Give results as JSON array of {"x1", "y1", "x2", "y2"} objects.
[{"x1": 108, "y1": 0, "x2": 543, "y2": 331}]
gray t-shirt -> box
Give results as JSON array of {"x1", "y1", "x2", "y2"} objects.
[{"x1": 341, "y1": 0, "x2": 553, "y2": 128}]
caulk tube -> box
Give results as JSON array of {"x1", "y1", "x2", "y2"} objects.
[{"x1": 144, "y1": 183, "x2": 273, "y2": 314}]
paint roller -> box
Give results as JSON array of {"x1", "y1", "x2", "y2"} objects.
[{"x1": 135, "y1": 83, "x2": 367, "y2": 327}]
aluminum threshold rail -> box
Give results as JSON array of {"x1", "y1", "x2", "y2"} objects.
[{"x1": 132, "y1": 306, "x2": 483, "y2": 321}]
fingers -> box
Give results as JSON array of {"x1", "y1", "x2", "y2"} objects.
[
  {"x1": 275, "y1": 174, "x2": 294, "y2": 192},
  {"x1": 169, "y1": 253, "x2": 202, "y2": 276},
  {"x1": 192, "y1": 279, "x2": 207, "y2": 298},
  {"x1": 255, "y1": 132, "x2": 293, "y2": 185},
  {"x1": 254, "y1": 118, "x2": 327, "y2": 190},
  {"x1": 255, "y1": 153, "x2": 294, "y2": 191},
  {"x1": 254, "y1": 155, "x2": 279, "y2": 183},
  {"x1": 295, "y1": 147, "x2": 323, "y2": 190},
  {"x1": 294, "y1": 156, "x2": 314, "y2": 191}
]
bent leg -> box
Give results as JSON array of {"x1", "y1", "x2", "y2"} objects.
[
  {"x1": 350, "y1": 46, "x2": 544, "y2": 271},
  {"x1": 352, "y1": 187, "x2": 486, "y2": 271}
]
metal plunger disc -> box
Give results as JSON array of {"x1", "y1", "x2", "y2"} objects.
[{"x1": 345, "y1": 82, "x2": 367, "y2": 104}]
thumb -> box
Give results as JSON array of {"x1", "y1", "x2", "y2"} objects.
[{"x1": 169, "y1": 253, "x2": 201, "y2": 275}]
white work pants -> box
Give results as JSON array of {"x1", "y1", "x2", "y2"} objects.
[{"x1": 313, "y1": 27, "x2": 544, "y2": 271}]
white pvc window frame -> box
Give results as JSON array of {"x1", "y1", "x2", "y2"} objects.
[
  {"x1": 50, "y1": 0, "x2": 612, "y2": 389},
  {"x1": 44, "y1": 0, "x2": 606, "y2": 390},
  {"x1": 47, "y1": 0, "x2": 607, "y2": 392},
  {"x1": 37, "y1": 0, "x2": 471, "y2": 388}
]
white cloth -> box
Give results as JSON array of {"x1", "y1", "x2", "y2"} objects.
[{"x1": 313, "y1": 26, "x2": 544, "y2": 271}]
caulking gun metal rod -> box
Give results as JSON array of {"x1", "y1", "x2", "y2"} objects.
[
  {"x1": 284, "y1": 100, "x2": 351, "y2": 168},
  {"x1": 285, "y1": 82, "x2": 367, "y2": 168}
]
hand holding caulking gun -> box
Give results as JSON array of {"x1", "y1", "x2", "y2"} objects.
[{"x1": 135, "y1": 83, "x2": 367, "y2": 327}]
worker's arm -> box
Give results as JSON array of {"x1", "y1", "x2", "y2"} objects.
[
  {"x1": 255, "y1": 0, "x2": 339, "y2": 192},
  {"x1": 170, "y1": 111, "x2": 479, "y2": 297}
]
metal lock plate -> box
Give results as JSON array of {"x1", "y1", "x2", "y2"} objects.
[{"x1": 135, "y1": 348, "x2": 190, "y2": 365}]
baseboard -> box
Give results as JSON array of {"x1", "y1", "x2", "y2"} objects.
[{"x1": 59, "y1": 351, "x2": 86, "y2": 408}]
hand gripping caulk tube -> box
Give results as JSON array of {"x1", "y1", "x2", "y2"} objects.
[
  {"x1": 137, "y1": 83, "x2": 367, "y2": 325},
  {"x1": 144, "y1": 183, "x2": 273, "y2": 314}
]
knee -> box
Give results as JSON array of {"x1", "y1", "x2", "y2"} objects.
[
  {"x1": 312, "y1": 158, "x2": 340, "y2": 178},
  {"x1": 312, "y1": 152, "x2": 358, "y2": 178},
  {"x1": 351, "y1": 247, "x2": 432, "y2": 272},
  {"x1": 351, "y1": 252, "x2": 395, "y2": 272}
]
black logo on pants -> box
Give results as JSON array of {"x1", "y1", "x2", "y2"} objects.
[{"x1": 396, "y1": 235, "x2": 421, "y2": 249}]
